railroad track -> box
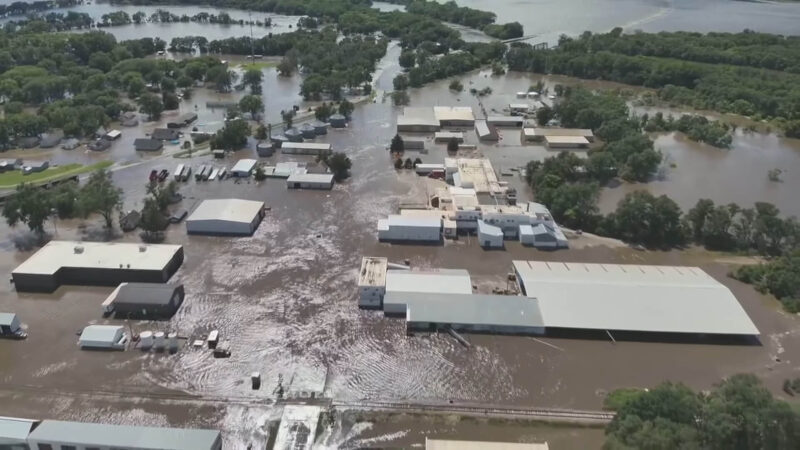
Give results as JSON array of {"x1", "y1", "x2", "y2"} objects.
[{"x1": 332, "y1": 399, "x2": 615, "y2": 423}]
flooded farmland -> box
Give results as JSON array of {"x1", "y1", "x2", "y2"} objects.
[{"x1": 1, "y1": 1, "x2": 800, "y2": 448}]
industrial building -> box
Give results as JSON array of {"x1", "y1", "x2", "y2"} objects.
[
  {"x1": 101, "y1": 282, "x2": 185, "y2": 319},
  {"x1": 477, "y1": 220, "x2": 504, "y2": 248},
  {"x1": 415, "y1": 163, "x2": 445, "y2": 175},
  {"x1": 78, "y1": 325, "x2": 127, "y2": 350},
  {"x1": 512, "y1": 261, "x2": 760, "y2": 336},
  {"x1": 383, "y1": 269, "x2": 473, "y2": 314},
  {"x1": 522, "y1": 127, "x2": 594, "y2": 142},
  {"x1": 26, "y1": 420, "x2": 221, "y2": 450},
  {"x1": 433, "y1": 106, "x2": 475, "y2": 127},
  {"x1": 358, "y1": 257, "x2": 388, "y2": 308},
  {"x1": 280, "y1": 142, "x2": 332, "y2": 155},
  {"x1": 434, "y1": 131, "x2": 465, "y2": 143},
  {"x1": 378, "y1": 215, "x2": 442, "y2": 243},
  {"x1": 426, "y1": 438, "x2": 549, "y2": 450},
  {"x1": 186, "y1": 199, "x2": 265, "y2": 236},
  {"x1": 11, "y1": 241, "x2": 184, "y2": 293},
  {"x1": 519, "y1": 223, "x2": 568, "y2": 248},
  {"x1": 487, "y1": 116, "x2": 525, "y2": 128},
  {"x1": 134, "y1": 138, "x2": 164, "y2": 152},
  {"x1": 544, "y1": 135, "x2": 591, "y2": 149},
  {"x1": 401, "y1": 209, "x2": 457, "y2": 238},
  {"x1": 406, "y1": 293, "x2": 544, "y2": 335},
  {"x1": 286, "y1": 173, "x2": 335, "y2": 190},
  {"x1": 474, "y1": 119, "x2": 499, "y2": 141},
  {"x1": 273, "y1": 405, "x2": 321, "y2": 450},
  {"x1": 396, "y1": 106, "x2": 475, "y2": 132},
  {"x1": 445, "y1": 158, "x2": 508, "y2": 196},
  {"x1": 0, "y1": 417, "x2": 37, "y2": 446},
  {"x1": 270, "y1": 161, "x2": 307, "y2": 178},
  {"x1": 230, "y1": 158, "x2": 257, "y2": 177}
]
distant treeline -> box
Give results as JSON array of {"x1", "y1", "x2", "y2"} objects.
[
  {"x1": 383, "y1": 0, "x2": 523, "y2": 39},
  {"x1": 0, "y1": 0, "x2": 81, "y2": 17},
  {"x1": 505, "y1": 29, "x2": 800, "y2": 134}
]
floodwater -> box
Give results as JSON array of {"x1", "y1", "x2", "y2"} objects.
[{"x1": 1, "y1": 1, "x2": 800, "y2": 447}]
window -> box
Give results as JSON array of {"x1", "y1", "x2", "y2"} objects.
[
  {"x1": 61, "y1": 446, "x2": 77, "y2": 450},
  {"x1": 37, "y1": 445, "x2": 53, "y2": 450}
]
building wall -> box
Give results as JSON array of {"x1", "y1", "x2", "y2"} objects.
[
  {"x1": 358, "y1": 285, "x2": 385, "y2": 309},
  {"x1": 379, "y1": 224, "x2": 441, "y2": 242},
  {"x1": 186, "y1": 216, "x2": 261, "y2": 236},
  {"x1": 478, "y1": 229, "x2": 504, "y2": 248},
  {"x1": 287, "y1": 180, "x2": 334, "y2": 190},
  {"x1": 407, "y1": 321, "x2": 545, "y2": 335}
]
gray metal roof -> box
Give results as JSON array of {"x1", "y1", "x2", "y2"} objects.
[
  {"x1": 405, "y1": 293, "x2": 544, "y2": 328},
  {"x1": 187, "y1": 199, "x2": 263, "y2": 224},
  {"x1": 513, "y1": 261, "x2": 759, "y2": 335},
  {"x1": 286, "y1": 173, "x2": 334, "y2": 184},
  {"x1": 79, "y1": 325, "x2": 123, "y2": 344},
  {"x1": 387, "y1": 215, "x2": 441, "y2": 228},
  {"x1": 0, "y1": 416, "x2": 36, "y2": 444},
  {"x1": 0, "y1": 313, "x2": 16, "y2": 326},
  {"x1": 27, "y1": 420, "x2": 220, "y2": 450},
  {"x1": 385, "y1": 269, "x2": 472, "y2": 296},
  {"x1": 477, "y1": 220, "x2": 503, "y2": 237}
]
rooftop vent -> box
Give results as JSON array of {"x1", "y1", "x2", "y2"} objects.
[
  {"x1": 73, "y1": 246, "x2": 84, "y2": 254},
  {"x1": 139, "y1": 245, "x2": 147, "y2": 253}
]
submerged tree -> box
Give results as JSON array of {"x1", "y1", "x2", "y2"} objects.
[
  {"x1": 2, "y1": 182, "x2": 52, "y2": 236},
  {"x1": 390, "y1": 134, "x2": 404, "y2": 154},
  {"x1": 78, "y1": 168, "x2": 123, "y2": 229}
]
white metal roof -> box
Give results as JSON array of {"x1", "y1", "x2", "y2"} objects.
[
  {"x1": 398, "y1": 107, "x2": 440, "y2": 127},
  {"x1": 286, "y1": 173, "x2": 334, "y2": 184},
  {"x1": 544, "y1": 135, "x2": 590, "y2": 145},
  {"x1": 230, "y1": 158, "x2": 257, "y2": 173},
  {"x1": 434, "y1": 131, "x2": 464, "y2": 139},
  {"x1": 387, "y1": 215, "x2": 441, "y2": 228},
  {"x1": 527, "y1": 128, "x2": 594, "y2": 137},
  {"x1": 27, "y1": 420, "x2": 220, "y2": 450},
  {"x1": 433, "y1": 106, "x2": 475, "y2": 123},
  {"x1": 427, "y1": 438, "x2": 549, "y2": 450},
  {"x1": 79, "y1": 325, "x2": 123, "y2": 344},
  {"x1": 477, "y1": 220, "x2": 503, "y2": 237},
  {"x1": 385, "y1": 269, "x2": 472, "y2": 295},
  {"x1": 0, "y1": 416, "x2": 36, "y2": 444},
  {"x1": 12, "y1": 241, "x2": 183, "y2": 276},
  {"x1": 487, "y1": 115, "x2": 524, "y2": 123},
  {"x1": 281, "y1": 142, "x2": 331, "y2": 150},
  {"x1": 513, "y1": 261, "x2": 759, "y2": 335},
  {"x1": 273, "y1": 405, "x2": 321, "y2": 450},
  {"x1": 187, "y1": 199, "x2": 264, "y2": 224}
]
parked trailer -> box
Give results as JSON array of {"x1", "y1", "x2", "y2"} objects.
[
  {"x1": 174, "y1": 164, "x2": 185, "y2": 181},
  {"x1": 195, "y1": 165, "x2": 207, "y2": 181}
]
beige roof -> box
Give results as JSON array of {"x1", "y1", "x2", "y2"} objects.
[
  {"x1": 358, "y1": 257, "x2": 387, "y2": 287},
  {"x1": 433, "y1": 106, "x2": 475, "y2": 123},
  {"x1": 398, "y1": 107, "x2": 439, "y2": 127},
  {"x1": 426, "y1": 438, "x2": 549, "y2": 450},
  {"x1": 452, "y1": 158, "x2": 506, "y2": 195},
  {"x1": 544, "y1": 135, "x2": 590, "y2": 145},
  {"x1": 187, "y1": 199, "x2": 264, "y2": 224},
  {"x1": 12, "y1": 241, "x2": 183, "y2": 276}
]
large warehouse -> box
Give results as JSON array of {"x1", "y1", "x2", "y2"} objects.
[
  {"x1": 12, "y1": 241, "x2": 184, "y2": 293},
  {"x1": 377, "y1": 215, "x2": 442, "y2": 243},
  {"x1": 512, "y1": 260, "x2": 759, "y2": 336},
  {"x1": 186, "y1": 199, "x2": 265, "y2": 236},
  {"x1": 383, "y1": 269, "x2": 473, "y2": 314}
]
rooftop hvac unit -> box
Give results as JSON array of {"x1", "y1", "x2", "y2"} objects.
[
  {"x1": 73, "y1": 246, "x2": 84, "y2": 254},
  {"x1": 139, "y1": 245, "x2": 147, "y2": 253}
]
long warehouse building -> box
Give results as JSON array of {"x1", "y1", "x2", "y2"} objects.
[
  {"x1": 512, "y1": 260, "x2": 759, "y2": 336},
  {"x1": 12, "y1": 241, "x2": 184, "y2": 293}
]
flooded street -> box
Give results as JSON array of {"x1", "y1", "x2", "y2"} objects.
[{"x1": 1, "y1": 1, "x2": 800, "y2": 447}]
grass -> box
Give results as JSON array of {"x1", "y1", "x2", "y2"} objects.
[
  {"x1": 603, "y1": 388, "x2": 645, "y2": 411},
  {"x1": 238, "y1": 61, "x2": 278, "y2": 71},
  {"x1": 0, "y1": 160, "x2": 113, "y2": 189}
]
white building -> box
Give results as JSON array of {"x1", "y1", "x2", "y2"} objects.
[
  {"x1": 433, "y1": 106, "x2": 475, "y2": 127},
  {"x1": 415, "y1": 163, "x2": 445, "y2": 175},
  {"x1": 286, "y1": 173, "x2": 334, "y2": 190},
  {"x1": 377, "y1": 215, "x2": 442, "y2": 243},
  {"x1": 519, "y1": 223, "x2": 568, "y2": 248},
  {"x1": 186, "y1": 199, "x2": 265, "y2": 236},
  {"x1": 522, "y1": 127, "x2": 594, "y2": 143},
  {"x1": 280, "y1": 142, "x2": 332, "y2": 155},
  {"x1": 78, "y1": 325, "x2": 127, "y2": 350},
  {"x1": 0, "y1": 312, "x2": 22, "y2": 336},
  {"x1": 545, "y1": 135, "x2": 590, "y2": 149},
  {"x1": 509, "y1": 103, "x2": 530, "y2": 114},
  {"x1": 26, "y1": 420, "x2": 221, "y2": 450},
  {"x1": 230, "y1": 158, "x2": 257, "y2": 177},
  {"x1": 434, "y1": 131, "x2": 464, "y2": 143},
  {"x1": 383, "y1": 269, "x2": 473, "y2": 314},
  {"x1": 358, "y1": 257, "x2": 387, "y2": 309},
  {"x1": 477, "y1": 220, "x2": 504, "y2": 248}
]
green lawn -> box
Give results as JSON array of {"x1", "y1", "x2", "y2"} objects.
[
  {"x1": 238, "y1": 61, "x2": 277, "y2": 71},
  {"x1": 0, "y1": 161, "x2": 113, "y2": 189}
]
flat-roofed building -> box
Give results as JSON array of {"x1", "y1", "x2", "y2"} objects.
[
  {"x1": 544, "y1": 135, "x2": 590, "y2": 149},
  {"x1": 397, "y1": 107, "x2": 441, "y2": 132},
  {"x1": 286, "y1": 173, "x2": 334, "y2": 190},
  {"x1": 519, "y1": 223, "x2": 568, "y2": 248},
  {"x1": 448, "y1": 158, "x2": 507, "y2": 196},
  {"x1": 474, "y1": 119, "x2": 499, "y2": 141},
  {"x1": 78, "y1": 324, "x2": 127, "y2": 350},
  {"x1": 426, "y1": 438, "x2": 549, "y2": 450},
  {"x1": 280, "y1": 142, "x2": 332, "y2": 155},
  {"x1": 230, "y1": 158, "x2": 257, "y2": 177},
  {"x1": 102, "y1": 282, "x2": 185, "y2": 319},
  {"x1": 12, "y1": 241, "x2": 184, "y2": 293},
  {"x1": 433, "y1": 106, "x2": 475, "y2": 127},
  {"x1": 405, "y1": 293, "x2": 544, "y2": 335},
  {"x1": 378, "y1": 215, "x2": 442, "y2": 243},
  {"x1": 487, "y1": 116, "x2": 524, "y2": 128},
  {"x1": 512, "y1": 261, "x2": 760, "y2": 336},
  {"x1": 522, "y1": 127, "x2": 594, "y2": 142},
  {"x1": 134, "y1": 138, "x2": 163, "y2": 152},
  {"x1": 384, "y1": 269, "x2": 472, "y2": 314},
  {"x1": 415, "y1": 163, "x2": 445, "y2": 175},
  {"x1": 27, "y1": 420, "x2": 221, "y2": 450},
  {"x1": 434, "y1": 131, "x2": 465, "y2": 143},
  {"x1": 358, "y1": 257, "x2": 388, "y2": 309},
  {"x1": 186, "y1": 199, "x2": 265, "y2": 236}
]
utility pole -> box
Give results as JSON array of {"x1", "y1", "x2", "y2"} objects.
[{"x1": 248, "y1": 10, "x2": 255, "y2": 62}]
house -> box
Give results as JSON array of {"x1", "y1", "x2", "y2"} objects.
[
  {"x1": 151, "y1": 128, "x2": 181, "y2": 141},
  {"x1": 286, "y1": 173, "x2": 334, "y2": 190},
  {"x1": 102, "y1": 282, "x2": 185, "y2": 319},
  {"x1": 22, "y1": 161, "x2": 49, "y2": 174},
  {"x1": 230, "y1": 159, "x2": 257, "y2": 177},
  {"x1": 78, "y1": 325, "x2": 127, "y2": 350},
  {"x1": 186, "y1": 199, "x2": 265, "y2": 236},
  {"x1": 134, "y1": 138, "x2": 164, "y2": 152}
]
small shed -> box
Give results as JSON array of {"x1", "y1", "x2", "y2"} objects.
[
  {"x1": 0, "y1": 312, "x2": 22, "y2": 335},
  {"x1": 477, "y1": 220, "x2": 504, "y2": 249},
  {"x1": 134, "y1": 138, "x2": 163, "y2": 152},
  {"x1": 312, "y1": 120, "x2": 328, "y2": 135},
  {"x1": 256, "y1": 142, "x2": 274, "y2": 157},
  {"x1": 299, "y1": 123, "x2": 316, "y2": 139},
  {"x1": 103, "y1": 282, "x2": 185, "y2": 319},
  {"x1": 39, "y1": 133, "x2": 62, "y2": 148},
  {"x1": 284, "y1": 127, "x2": 303, "y2": 142},
  {"x1": 230, "y1": 159, "x2": 257, "y2": 177},
  {"x1": 151, "y1": 128, "x2": 180, "y2": 141},
  {"x1": 212, "y1": 149, "x2": 225, "y2": 159},
  {"x1": 286, "y1": 173, "x2": 334, "y2": 190},
  {"x1": 78, "y1": 325, "x2": 127, "y2": 350},
  {"x1": 88, "y1": 139, "x2": 111, "y2": 151},
  {"x1": 22, "y1": 161, "x2": 49, "y2": 174},
  {"x1": 329, "y1": 114, "x2": 346, "y2": 129}
]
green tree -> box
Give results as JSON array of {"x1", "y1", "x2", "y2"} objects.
[
  {"x1": 210, "y1": 118, "x2": 251, "y2": 150},
  {"x1": 391, "y1": 90, "x2": 410, "y2": 106},
  {"x1": 447, "y1": 137, "x2": 459, "y2": 152},
  {"x1": 394, "y1": 157, "x2": 403, "y2": 169},
  {"x1": 536, "y1": 105, "x2": 554, "y2": 126},
  {"x1": 319, "y1": 151, "x2": 352, "y2": 182},
  {"x1": 78, "y1": 169, "x2": 122, "y2": 229},
  {"x1": 162, "y1": 92, "x2": 179, "y2": 110},
  {"x1": 585, "y1": 151, "x2": 617, "y2": 183},
  {"x1": 390, "y1": 134, "x2": 404, "y2": 153},
  {"x1": 315, "y1": 102, "x2": 334, "y2": 121},
  {"x1": 338, "y1": 99, "x2": 354, "y2": 119},
  {"x1": 138, "y1": 93, "x2": 163, "y2": 120},
  {"x1": 393, "y1": 74, "x2": 409, "y2": 91},
  {"x1": 2, "y1": 183, "x2": 52, "y2": 236},
  {"x1": 399, "y1": 50, "x2": 416, "y2": 69},
  {"x1": 242, "y1": 68, "x2": 263, "y2": 94},
  {"x1": 448, "y1": 79, "x2": 463, "y2": 92},
  {"x1": 255, "y1": 124, "x2": 267, "y2": 140},
  {"x1": 253, "y1": 164, "x2": 267, "y2": 181},
  {"x1": 602, "y1": 191, "x2": 687, "y2": 248},
  {"x1": 139, "y1": 197, "x2": 168, "y2": 243},
  {"x1": 51, "y1": 181, "x2": 79, "y2": 219},
  {"x1": 239, "y1": 94, "x2": 264, "y2": 119}
]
